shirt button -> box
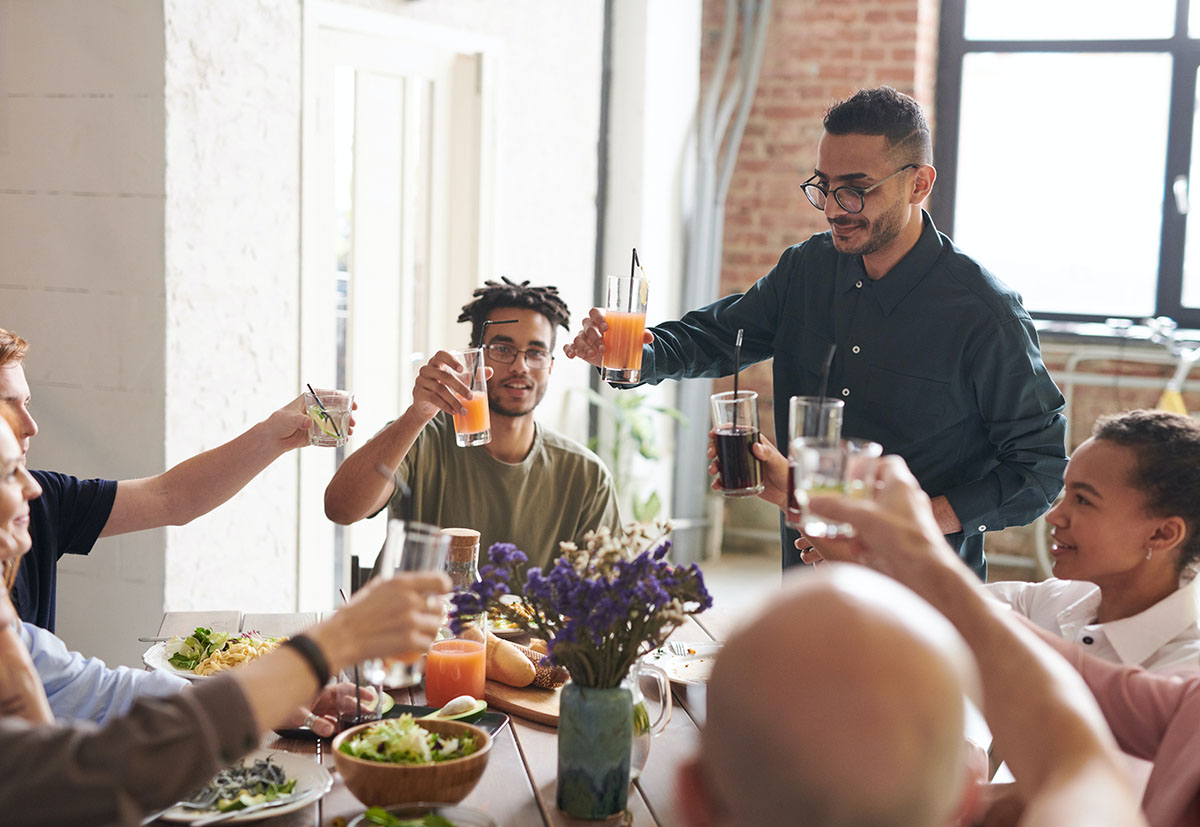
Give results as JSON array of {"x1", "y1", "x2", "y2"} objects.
[
  {"x1": 855, "y1": 280, "x2": 863, "y2": 288},
  {"x1": 978, "y1": 524, "x2": 986, "y2": 532},
  {"x1": 841, "y1": 388, "x2": 850, "y2": 397},
  {"x1": 852, "y1": 345, "x2": 861, "y2": 354},
  {"x1": 1082, "y1": 636, "x2": 1094, "y2": 645}
]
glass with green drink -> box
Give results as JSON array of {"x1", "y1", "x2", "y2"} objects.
[{"x1": 792, "y1": 438, "x2": 882, "y2": 538}]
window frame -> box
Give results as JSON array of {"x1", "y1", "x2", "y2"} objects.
[{"x1": 933, "y1": 0, "x2": 1200, "y2": 327}]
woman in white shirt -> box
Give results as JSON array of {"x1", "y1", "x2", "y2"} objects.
[{"x1": 983, "y1": 409, "x2": 1200, "y2": 673}]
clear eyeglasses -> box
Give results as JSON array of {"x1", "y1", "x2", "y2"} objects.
[
  {"x1": 484, "y1": 343, "x2": 553, "y2": 370},
  {"x1": 801, "y1": 163, "x2": 918, "y2": 214}
]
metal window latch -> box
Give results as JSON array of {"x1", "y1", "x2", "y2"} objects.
[{"x1": 1173, "y1": 174, "x2": 1190, "y2": 215}]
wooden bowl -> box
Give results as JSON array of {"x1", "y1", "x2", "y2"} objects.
[{"x1": 332, "y1": 718, "x2": 493, "y2": 807}]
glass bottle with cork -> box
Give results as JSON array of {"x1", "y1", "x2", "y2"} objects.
[{"x1": 440, "y1": 528, "x2": 483, "y2": 627}]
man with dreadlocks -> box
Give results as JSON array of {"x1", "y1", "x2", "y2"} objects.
[{"x1": 325, "y1": 278, "x2": 622, "y2": 569}]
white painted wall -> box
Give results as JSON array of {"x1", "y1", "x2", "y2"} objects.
[
  {"x1": 160, "y1": 1, "x2": 303, "y2": 614},
  {"x1": 0, "y1": 0, "x2": 169, "y2": 667}
]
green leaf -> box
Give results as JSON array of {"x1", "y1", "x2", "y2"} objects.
[{"x1": 632, "y1": 491, "x2": 661, "y2": 523}]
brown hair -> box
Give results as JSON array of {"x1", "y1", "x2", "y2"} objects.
[
  {"x1": 457, "y1": 278, "x2": 571, "y2": 348},
  {"x1": 1092, "y1": 409, "x2": 1200, "y2": 574},
  {"x1": 0, "y1": 401, "x2": 21, "y2": 590},
  {"x1": 0, "y1": 329, "x2": 29, "y2": 370}
]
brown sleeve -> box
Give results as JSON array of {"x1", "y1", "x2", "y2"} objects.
[{"x1": 0, "y1": 674, "x2": 258, "y2": 826}]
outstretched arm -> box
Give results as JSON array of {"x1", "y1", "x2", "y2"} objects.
[
  {"x1": 324, "y1": 351, "x2": 489, "y2": 525},
  {"x1": 100, "y1": 395, "x2": 316, "y2": 537},
  {"x1": 808, "y1": 460, "x2": 1145, "y2": 827}
]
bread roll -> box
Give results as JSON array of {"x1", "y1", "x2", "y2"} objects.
[
  {"x1": 527, "y1": 637, "x2": 548, "y2": 655},
  {"x1": 513, "y1": 642, "x2": 569, "y2": 689},
  {"x1": 485, "y1": 631, "x2": 535, "y2": 687}
]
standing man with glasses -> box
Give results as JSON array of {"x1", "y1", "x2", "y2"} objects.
[
  {"x1": 564, "y1": 86, "x2": 1067, "y2": 577},
  {"x1": 326, "y1": 278, "x2": 621, "y2": 569}
]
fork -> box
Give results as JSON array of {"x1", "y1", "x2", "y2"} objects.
[
  {"x1": 174, "y1": 788, "x2": 219, "y2": 810},
  {"x1": 669, "y1": 641, "x2": 690, "y2": 657}
]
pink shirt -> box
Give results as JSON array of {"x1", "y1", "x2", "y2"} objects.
[{"x1": 1035, "y1": 625, "x2": 1200, "y2": 827}]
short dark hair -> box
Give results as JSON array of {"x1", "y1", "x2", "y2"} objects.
[
  {"x1": 823, "y1": 86, "x2": 932, "y2": 166},
  {"x1": 1092, "y1": 409, "x2": 1200, "y2": 574},
  {"x1": 457, "y1": 277, "x2": 571, "y2": 347}
]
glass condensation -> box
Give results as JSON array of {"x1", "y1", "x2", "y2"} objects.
[{"x1": 953, "y1": 52, "x2": 1169, "y2": 318}]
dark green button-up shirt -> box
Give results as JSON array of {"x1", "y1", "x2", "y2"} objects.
[{"x1": 640, "y1": 212, "x2": 1067, "y2": 577}]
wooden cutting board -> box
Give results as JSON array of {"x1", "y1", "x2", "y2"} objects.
[{"x1": 484, "y1": 679, "x2": 561, "y2": 726}]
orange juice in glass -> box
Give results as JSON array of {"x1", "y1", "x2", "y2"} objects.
[
  {"x1": 450, "y1": 347, "x2": 490, "y2": 446},
  {"x1": 602, "y1": 275, "x2": 648, "y2": 384},
  {"x1": 424, "y1": 638, "x2": 486, "y2": 707}
]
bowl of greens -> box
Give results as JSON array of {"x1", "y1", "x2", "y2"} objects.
[
  {"x1": 348, "y1": 803, "x2": 497, "y2": 827},
  {"x1": 332, "y1": 714, "x2": 492, "y2": 807}
]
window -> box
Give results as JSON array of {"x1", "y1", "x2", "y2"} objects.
[{"x1": 934, "y1": 0, "x2": 1200, "y2": 327}]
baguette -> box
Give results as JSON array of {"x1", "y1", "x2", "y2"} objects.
[
  {"x1": 527, "y1": 637, "x2": 548, "y2": 655},
  {"x1": 484, "y1": 631, "x2": 535, "y2": 687}
]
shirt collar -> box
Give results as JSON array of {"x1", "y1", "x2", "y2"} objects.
[
  {"x1": 1102, "y1": 577, "x2": 1200, "y2": 667},
  {"x1": 836, "y1": 209, "x2": 944, "y2": 315}
]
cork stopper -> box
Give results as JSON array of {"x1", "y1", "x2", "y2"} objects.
[{"x1": 441, "y1": 527, "x2": 481, "y2": 563}]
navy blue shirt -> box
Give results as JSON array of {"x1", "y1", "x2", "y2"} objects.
[
  {"x1": 12, "y1": 470, "x2": 118, "y2": 631},
  {"x1": 639, "y1": 212, "x2": 1067, "y2": 577}
]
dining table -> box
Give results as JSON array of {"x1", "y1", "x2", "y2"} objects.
[{"x1": 146, "y1": 605, "x2": 745, "y2": 827}]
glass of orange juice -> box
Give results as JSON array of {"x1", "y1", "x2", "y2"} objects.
[
  {"x1": 424, "y1": 636, "x2": 487, "y2": 707},
  {"x1": 602, "y1": 275, "x2": 648, "y2": 384},
  {"x1": 450, "y1": 347, "x2": 490, "y2": 447}
]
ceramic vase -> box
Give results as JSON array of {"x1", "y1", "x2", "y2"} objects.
[{"x1": 556, "y1": 679, "x2": 633, "y2": 819}]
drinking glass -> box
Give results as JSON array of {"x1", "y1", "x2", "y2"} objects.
[
  {"x1": 336, "y1": 666, "x2": 385, "y2": 731},
  {"x1": 710, "y1": 390, "x2": 764, "y2": 497},
  {"x1": 602, "y1": 275, "x2": 648, "y2": 384},
  {"x1": 786, "y1": 396, "x2": 845, "y2": 529},
  {"x1": 450, "y1": 347, "x2": 490, "y2": 447},
  {"x1": 362, "y1": 520, "x2": 452, "y2": 688},
  {"x1": 424, "y1": 637, "x2": 487, "y2": 707},
  {"x1": 304, "y1": 388, "x2": 354, "y2": 448},
  {"x1": 792, "y1": 438, "x2": 882, "y2": 538}
]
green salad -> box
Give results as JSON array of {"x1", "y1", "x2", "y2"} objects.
[
  {"x1": 338, "y1": 714, "x2": 478, "y2": 764},
  {"x1": 167, "y1": 626, "x2": 231, "y2": 671},
  {"x1": 362, "y1": 808, "x2": 460, "y2": 827}
]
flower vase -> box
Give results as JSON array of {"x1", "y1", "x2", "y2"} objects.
[{"x1": 556, "y1": 679, "x2": 633, "y2": 819}]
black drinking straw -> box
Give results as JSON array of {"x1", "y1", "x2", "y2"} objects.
[
  {"x1": 733, "y1": 328, "x2": 744, "y2": 432},
  {"x1": 629, "y1": 248, "x2": 640, "y2": 312},
  {"x1": 816, "y1": 343, "x2": 837, "y2": 439},
  {"x1": 480, "y1": 318, "x2": 518, "y2": 344},
  {"x1": 338, "y1": 588, "x2": 361, "y2": 725}
]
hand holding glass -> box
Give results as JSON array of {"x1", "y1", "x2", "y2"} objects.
[
  {"x1": 792, "y1": 439, "x2": 881, "y2": 538},
  {"x1": 362, "y1": 520, "x2": 451, "y2": 688},
  {"x1": 450, "y1": 347, "x2": 490, "y2": 447},
  {"x1": 710, "y1": 390, "x2": 764, "y2": 497}
]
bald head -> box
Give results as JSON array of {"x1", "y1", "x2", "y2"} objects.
[{"x1": 693, "y1": 565, "x2": 978, "y2": 827}]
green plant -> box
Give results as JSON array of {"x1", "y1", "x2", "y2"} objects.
[{"x1": 575, "y1": 387, "x2": 686, "y2": 523}]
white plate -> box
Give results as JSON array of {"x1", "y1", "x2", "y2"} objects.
[
  {"x1": 142, "y1": 642, "x2": 207, "y2": 682},
  {"x1": 156, "y1": 749, "x2": 332, "y2": 823},
  {"x1": 643, "y1": 642, "x2": 722, "y2": 685}
]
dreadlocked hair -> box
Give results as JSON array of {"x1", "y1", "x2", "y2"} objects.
[{"x1": 457, "y1": 277, "x2": 572, "y2": 347}]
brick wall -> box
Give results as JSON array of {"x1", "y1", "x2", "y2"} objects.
[{"x1": 702, "y1": 0, "x2": 940, "y2": 440}]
